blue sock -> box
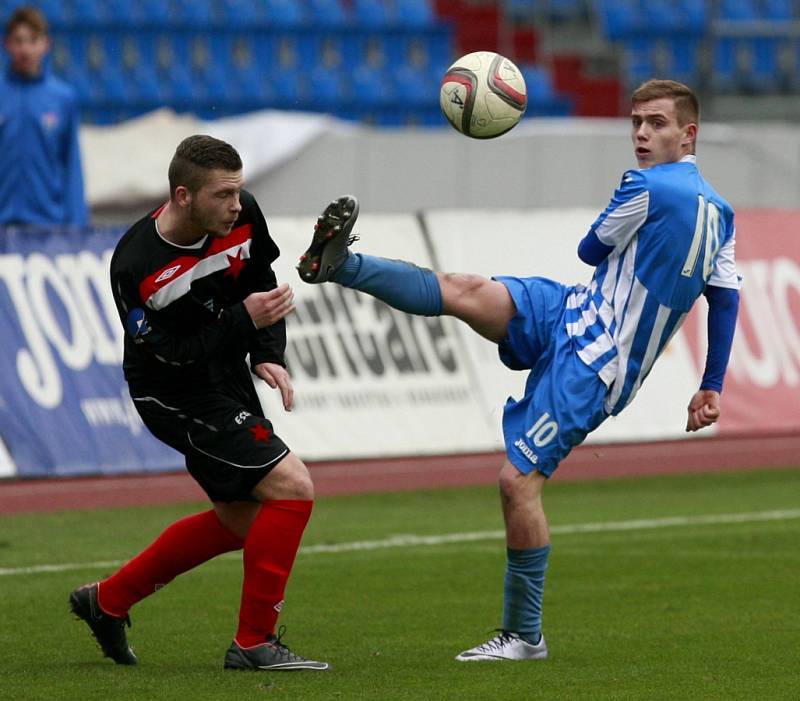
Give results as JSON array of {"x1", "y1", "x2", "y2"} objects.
[
  {"x1": 331, "y1": 253, "x2": 443, "y2": 316},
  {"x1": 502, "y1": 544, "x2": 551, "y2": 644}
]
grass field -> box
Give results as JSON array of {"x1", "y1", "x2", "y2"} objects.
[{"x1": 2, "y1": 467, "x2": 799, "y2": 700}]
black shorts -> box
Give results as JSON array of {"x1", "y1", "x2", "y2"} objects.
[{"x1": 131, "y1": 373, "x2": 290, "y2": 502}]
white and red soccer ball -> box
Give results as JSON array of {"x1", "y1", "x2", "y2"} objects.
[{"x1": 440, "y1": 51, "x2": 528, "y2": 139}]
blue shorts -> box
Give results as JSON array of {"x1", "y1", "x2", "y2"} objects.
[{"x1": 496, "y1": 276, "x2": 609, "y2": 477}]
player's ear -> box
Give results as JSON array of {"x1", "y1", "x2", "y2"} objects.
[
  {"x1": 174, "y1": 185, "x2": 192, "y2": 208},
  {"x1": 683, "y1": 123, "x2": 698, "y2": 149}
]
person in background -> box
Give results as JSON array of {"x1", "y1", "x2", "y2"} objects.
[{"x1": 0, "y1": 6, "x2": 88, "y2": 226}]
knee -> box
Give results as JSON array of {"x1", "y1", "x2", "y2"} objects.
[
  {"x1": 440, "y1": 272, "x2": 489, "y2": 300},
  {"x1": 498, "y1": 470, "x2": 523, "y2": 504},
  {"x1": 252, "y1": 453, "x2": 315, "y2": 501},
  {"x1": 286, "y1": 469, "x2": 315, "y2": 501}
]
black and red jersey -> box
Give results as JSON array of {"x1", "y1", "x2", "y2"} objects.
[{"x1": 110, "y1": 190, "x2": 285, "y2": 396}]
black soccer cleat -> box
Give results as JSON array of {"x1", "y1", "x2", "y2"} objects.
[
  {"x1": 297, "y1": 195, "x2": 359, "y2": 283},
  {"x1": 224, "y1": 628, "x2": 329, "y2": 672},
  {"x1": 69, "y1": 582, "x2": 138, "y2": 665}
]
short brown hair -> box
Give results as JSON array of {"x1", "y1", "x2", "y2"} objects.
[
  {"x1": 5, "y1": 6, "x2": 49, "y2": 37},
  {"x1": 631, "y1": 79, "x2": 699, "y2": 127},
  {"x1": 168, "y1": 135, "x2": 243, "y2": 198}
]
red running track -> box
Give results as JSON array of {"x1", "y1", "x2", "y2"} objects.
[{"x1": 1, "y1": 434, "x2": 798, "y2": 515}]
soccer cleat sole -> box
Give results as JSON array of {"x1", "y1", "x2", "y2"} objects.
[{"x1": 297, "y1": 195, "x2": 359, "y2": 283}]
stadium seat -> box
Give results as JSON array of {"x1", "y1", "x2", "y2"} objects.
[
  {"x1": 641, "y1": 3, "x2": 682, "y2": 34},
  {"x1": 307, "y1": 0, "x2": 351, "y2": 26},
  {"x1": 666, "y1": 37, "x2": 703, "y2": 86},
  {"x1": 678, "y1": 0, "x2": 709, "y2": 35},
  {"x1": 171, "y1": 0, "x2": 217, "y2": 27},
  {"x1": 352, "y1": 0, "x2": 394, "y2": 28},
  {"x1": 351, "y1": 63, "x2": 395, "y2": 106},
  {"x1": 621, "y1": 37, "x2": 657, "y2": 85},
  {"x1": 392, "y1": 62, "x2": 438, "y2": 107},
  {"x1": 595, "y1": 0, "x2": 641, "y2": 40},
  {"x1": 263, "y1": 0, "x2": 308, "y2": 27},
  {"x1": 394, "y1": 0, "x2": 435, "y2": 28},
  {"x1": 717, "y1": 0, "x2": 758, "y2": 21},
  {"x1": 762, "y1": 0, "x2": 794, "y2": 20},
  {"x1": 217, "y1": 0, "x2": 264, "y2": 27},
  {"x1": 308, "y1": 66, "x2": 351, "y2": 110}
]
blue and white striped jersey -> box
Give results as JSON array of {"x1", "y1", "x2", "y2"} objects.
[{"x1": 569, "y1": 155, "x2": 739, "y2": 415}]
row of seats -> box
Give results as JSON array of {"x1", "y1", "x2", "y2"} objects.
[
  {"x1": 42, "y1": 25, "x2": 571, "y2": 125},
  {"x1": 1, "y1": 0, "x2": 438, "y2": 28},
  {"x1": 595, "y1": 0, "x2": 800, "y2": 93}
]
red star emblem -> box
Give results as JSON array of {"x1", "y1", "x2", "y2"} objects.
[
  {"x1": 224, "y1": 249, "x2": 246, "y2": 280},
  {"x1": 248, "y1": 423, "x2": 272, "y2": 444}
]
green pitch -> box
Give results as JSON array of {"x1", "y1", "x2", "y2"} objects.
[{"x1": 2, "y1": 467, "x2": 799, "y2": 700}]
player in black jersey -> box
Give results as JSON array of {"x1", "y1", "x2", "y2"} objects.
[{"x1": 69, "y1": 135, "x2": 328, "y2": 671}]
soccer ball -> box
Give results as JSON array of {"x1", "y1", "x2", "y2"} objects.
[{"x1": 439, "y1": 51, "x2": 527, "y2": 139}]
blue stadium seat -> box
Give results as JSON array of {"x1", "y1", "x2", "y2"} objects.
[
  {"x1": 395, "y1": 0, "x2": 435, "y2": 28},
  {"x1": 666, "y1": 37, "x2": 702, "y2": 85},
  {"x1": 392, "y1": 62, "x2": 438, "y2": 107},
  {"x1": 641, "y1": 3, "x2": 682, "y2": 34},
  {"x1": 217, "y1": 0, "x2": 264, "y2": 27},
  {"x1": 352, "y1": 0, "x2": 394, "y2": 28},
  {"x1": 307, "y1": 0, "x2": 351, "y2": 25},
  {"x1": 264, "y1": 0, "x2": 308, "y2": 27},
  {"x1": 621, "y1": 37, "x2": 657, "y2": 84},
  {"x1": 717, "y1": 0, "x2": 758, "y2": 20},
  {"x1": 351, "y1": 63, "x2": 395, "y2": 106},
  {"x1": 595, "y1": 0, "x2": 641, "y2": 40},
  {"x1": 171, "y1": 0, "x2": 217, "y2": 27},
  {"x1": 309, "y1": 66, "x2": 351, "y2": 109},
  {"x1": 762, "y1": 0, "x2": 794, "y2": 20},
  {"x1": 266, "y1": 67, "x2": 308, "y2": 108},
  {"x1": 677, "y1": 0, "x2": 709, "y2": 35}
]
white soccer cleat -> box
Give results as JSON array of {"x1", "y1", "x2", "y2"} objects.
[{"x1": 455, "y1": 630, "x2": 548, "y2": 661}]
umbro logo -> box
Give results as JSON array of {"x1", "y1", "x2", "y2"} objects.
[{"x1": 155, "y1": 264, "x2": 182, "y2": 283}]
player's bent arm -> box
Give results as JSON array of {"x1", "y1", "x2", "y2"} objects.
[
  {"x1": 699, "y1": 285, "x2": 739, "y2": 393},
  {"x1": 685, "y1": 285, "x2": 739, "y2": 432}
]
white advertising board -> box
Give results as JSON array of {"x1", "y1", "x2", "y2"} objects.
[{"x1": 255, "y1": 212, "x2": 497, "y2": 460}]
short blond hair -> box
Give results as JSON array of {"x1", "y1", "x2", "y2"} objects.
[{"x1": 631, "y1": 79, "x2": 699, "y2": 126}]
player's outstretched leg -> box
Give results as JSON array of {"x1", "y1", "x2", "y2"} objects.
[
  {"x1": 69, "y1": 583, "x2": 138, "y2": 665},
  {"x1": 297, "y1": 194, "x2": 443, "y2": 316}
]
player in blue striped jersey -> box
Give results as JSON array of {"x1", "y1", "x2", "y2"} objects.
[{"x1": 298, "y1": 79, "x2": 739, "y2": 661}]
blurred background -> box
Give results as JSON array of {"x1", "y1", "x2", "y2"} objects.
[
  {"x1": 1, "y1": 0, "x2": 799, "y2": 485},
  {"x1": 26, "y1": 0, "x2": 800, "y2": 125}
]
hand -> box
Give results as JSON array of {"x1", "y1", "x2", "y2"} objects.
[
  {"x1": 243, "y1": 284, "x2": 295, "y2": 329},
  {"x1": 254, "y1": 362, "x2": 294, "y2": 411},
  {"x1": 685, "y1": 389, "x2": 721, "y2": 432}
]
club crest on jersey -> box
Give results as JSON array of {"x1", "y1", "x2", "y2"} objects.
[
  {"x1": 155, "y1": 264, "x2": 182, "y2": 283},
  {"x1": 126, "y1": 308, "x2": 152, "y2": 342}
]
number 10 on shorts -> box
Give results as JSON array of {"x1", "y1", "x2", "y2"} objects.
[{"x1": 525, "y1": 412, "x2": 559, "y2": 447}]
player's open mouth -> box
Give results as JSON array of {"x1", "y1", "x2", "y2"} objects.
[{"x1": 636, "y1": 148, "x2": 650, "y2": 157}]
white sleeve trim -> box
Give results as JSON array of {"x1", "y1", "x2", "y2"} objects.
[
  {"x1": 595, "y1": 190, "x2": 650, "y2": 250},
  {"x1": 707, "y1": 230, "x2": 740, "y2": 289}
]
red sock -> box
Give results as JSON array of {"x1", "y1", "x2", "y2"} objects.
[
  {"x1": 235, "y1": 499, "x2": 313, "y2": 648},
  {"x1": 98, "y1": 509, "x2": 244, "y2": 617}
]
